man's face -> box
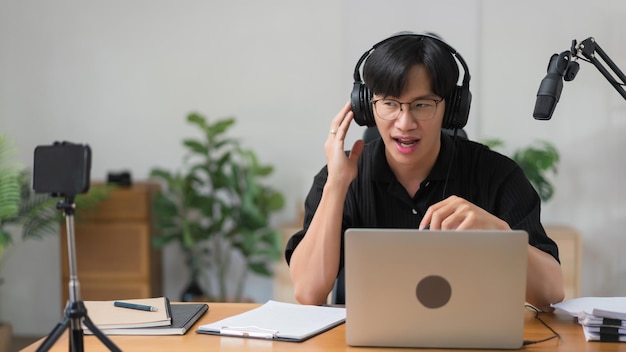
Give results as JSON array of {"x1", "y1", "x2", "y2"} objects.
[{"x1": 373, "y1": 64, "x2": 445, "y2": 172}]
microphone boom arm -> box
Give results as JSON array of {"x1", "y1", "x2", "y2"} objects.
[{"x1": 573, "y1": 37, "x2": 626, "y2": 100}]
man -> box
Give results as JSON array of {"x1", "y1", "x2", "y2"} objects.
[{"x1": 285, "y1": 33, "x2": 564, "y2": 311}]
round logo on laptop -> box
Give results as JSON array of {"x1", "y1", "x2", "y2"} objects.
[{"x1": 415, "y1": 275, "x2": 452, "y2": 308}]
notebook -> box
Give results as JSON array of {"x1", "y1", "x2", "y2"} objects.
[
  {"x1": 82, "y1": 297, "x2": 171, "y2": 330},
  {"x1": 344, "y1": 229, "x2": 528, "y2": 349},
  {"x1": 86, "y1": 303, "x2": 208, "y2": 335}
]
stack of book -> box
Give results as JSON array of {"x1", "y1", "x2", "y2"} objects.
[
  {"x1": 552, "y1": 296, "x2": 626, "y2": 342},
  {"x1": 83, "y1": 297, "x2": 208, "y2": 335}
]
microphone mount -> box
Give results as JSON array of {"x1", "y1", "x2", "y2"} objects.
[
  {"x1": 533, "y1": 37, "x2": 626, "y2": 121},
  {"x1": 569, "y1": 37, "x2": 626, "y2": 100}
]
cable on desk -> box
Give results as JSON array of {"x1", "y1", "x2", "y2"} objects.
[{"x1": 522, "y1": 304, "x2": 562, "y2": 346}]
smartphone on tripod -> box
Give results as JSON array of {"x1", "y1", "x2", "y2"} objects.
[{"x1": 33, "y1": 142, "x2": 91, "y2": 197}]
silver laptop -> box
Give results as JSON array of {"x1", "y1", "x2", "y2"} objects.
[{"x1": 344, "y1": 229, "x2": 528, "y2": 349}]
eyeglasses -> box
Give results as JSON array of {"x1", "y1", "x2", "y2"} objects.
[{"x1": 372, "y1": 98, "x2": 443, "y2": 121}]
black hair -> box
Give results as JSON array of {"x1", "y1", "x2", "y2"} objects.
[{"x1": 362, "y1": 35, "x2": 459, "y2": 100}]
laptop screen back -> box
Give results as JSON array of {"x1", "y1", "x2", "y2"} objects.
[{"x1": 344, "y1": 229, "x2": 528, "y2": 349}]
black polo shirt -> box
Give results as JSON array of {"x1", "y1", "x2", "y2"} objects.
[{"x1": 285, "y1": 132, "x2": 559, "y2": 273}]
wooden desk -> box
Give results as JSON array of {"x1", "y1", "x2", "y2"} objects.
[{"x1": 21, "y1": 303, "x2": 624, "y2": 352}]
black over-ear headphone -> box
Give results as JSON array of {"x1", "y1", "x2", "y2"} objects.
[{"x1": 350, "y1": 33, "x2": 472, "y2": 129}]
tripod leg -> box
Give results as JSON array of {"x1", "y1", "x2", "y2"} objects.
[
  {"x1": 37, "y1": 300, "x2": 122, "y2": 352},
  {"x1": 69, "y1": 316, "x2": 84, "y2": 352},
  {"x1": 36, "y1": 316, "x2": 71, "y2": 352},
  {"x1": 82, "y1": 315, "x2": 122, "y2": 352}
]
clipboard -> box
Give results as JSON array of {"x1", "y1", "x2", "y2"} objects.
[{"x1": 196, "y1": 300, "x2": 346, "y2": 342}]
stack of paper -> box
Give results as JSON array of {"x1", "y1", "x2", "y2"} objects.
[
  {"x1": 552, "y1": 296, "x2": 626, "y2": 342},
  {"x1": 578, "y1": 310, "x2": 626, "y2": 342}
]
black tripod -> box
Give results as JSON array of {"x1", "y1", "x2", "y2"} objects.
[{"x1": 36, "y1": 196, "x2": 121, "y2": 352}]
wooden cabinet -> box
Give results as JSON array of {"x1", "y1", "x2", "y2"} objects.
[{"x1": 60, "y1": 182, "x2": 162, "y2": 306}]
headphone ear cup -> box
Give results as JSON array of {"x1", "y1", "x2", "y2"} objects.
[
  {"x1": 442, "y1": 85, "x2": 471, "y2": 129},
  {"x1": 455, "y1": 87, "x2": 471, "y2": 129},
  {"x1": 351, "y1": 82, "x2": 375, "y2": 127}
]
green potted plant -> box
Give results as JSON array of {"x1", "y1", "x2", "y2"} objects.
[
  {"x1": 149, "y1": 113, "x2": 285, "y2": 302},
  {"x1": 0, "y1": 135, "x2": 60, "y2": 282},
  {"x1": 0, "y1": 135, "x2": 62, "y2": 352},
  {"x1": 483, "y1": 139, "x2": 559, "y2": 202},
  {"x1": 0, "y1": 134, "x2": 20, "y2": 352}
]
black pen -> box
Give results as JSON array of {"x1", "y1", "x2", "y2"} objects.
[{"x1": 114, "y1": 301, "x2": 159, "y2": 312}]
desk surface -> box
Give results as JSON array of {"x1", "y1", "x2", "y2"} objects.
[{"x1": 22, "y1": 303, "x2": 625, "y2": 352}]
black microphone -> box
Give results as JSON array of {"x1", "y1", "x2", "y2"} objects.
[{"x1": 533, "y1": 51, "x2": 571, "y2": 120}]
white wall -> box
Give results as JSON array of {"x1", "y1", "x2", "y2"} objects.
[{"x1": 1, "y1": 0, "x2": 625, "y2": 336}]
